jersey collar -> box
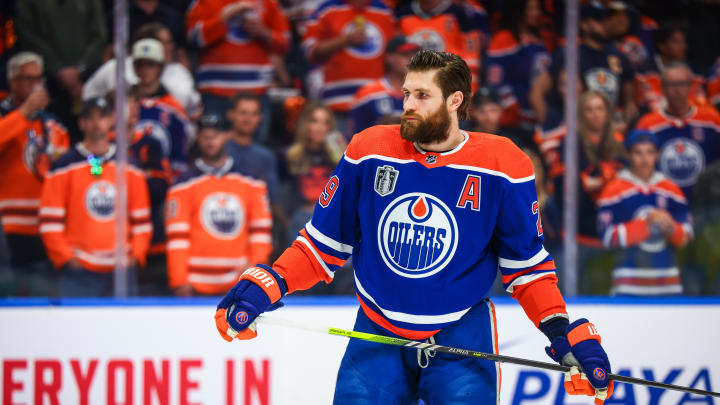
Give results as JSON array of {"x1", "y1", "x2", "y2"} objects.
[
  {"x1": 76, "y1": 142, "x2": 117, "y2": 161},
  {"x1": 618, "y1": 168, "x2": 665, "y2": 188},
  {"x1": 413, "y1": 131, "x2": 469, "y2": 156},
  {"x1": 195, "y1": 156, "x2": 234, "y2": 177}
]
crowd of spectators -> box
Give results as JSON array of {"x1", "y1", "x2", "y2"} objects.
[{"x1": 1, "y1": 0, "x2": 720, "y2": 297}]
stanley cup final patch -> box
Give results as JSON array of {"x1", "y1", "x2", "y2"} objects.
[{"x1": 375, "y1": 165, "x2": 399, "y2": 196}]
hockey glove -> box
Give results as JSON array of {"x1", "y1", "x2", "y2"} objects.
[
  {"x1": 214, "y1": 265, "x2": 287, "y2": 341},
  {"x1": 545, "y1": 318, "x2": 614, "y2": 405}
]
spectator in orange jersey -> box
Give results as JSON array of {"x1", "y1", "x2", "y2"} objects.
[
  {"x1": 166, "y1": 114, "x2": 273, "y2": 296},
  {"x1": 350, "y1": 35, "x2": 420, "y2": 134},
  {"x1": 40, "y1": 97, "x2": 152, "y2": 297},
  {"x1": 302, "y1": 0, "x2": 395, "y2": 134},
  {"x1": 395, "y1": 0, "x2": 488, "y2": 94},
  {"x1": 280, "y1": 102, "x2": 346, "y2": 242},
  {"x1": 186, "y1": 0, "x2": 290, "y2": 143},
  {"x1": 708, "y1": 57, "x2": 720, "y2": 110},
  {"x1": 0, "y1": 52, "x2": 69, "y2": 296}
]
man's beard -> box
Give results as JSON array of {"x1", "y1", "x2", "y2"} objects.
[{"x1": 400, "y1": 104, "x2": 451, "y2": 144}]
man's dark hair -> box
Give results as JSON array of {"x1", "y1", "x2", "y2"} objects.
[
  {"x1": 654, "y1": 21, "x2": 686, "y2": 47},
  {"x1": 229, "y1": 92, "x2": 262, "y2": 110},
  {"x1": 406, "y1": 50, "x2": 472, "y2": 120}
]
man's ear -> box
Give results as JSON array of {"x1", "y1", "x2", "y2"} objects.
[{"x1": 447, "y1": 90, "x2": 463, "y2": 113}]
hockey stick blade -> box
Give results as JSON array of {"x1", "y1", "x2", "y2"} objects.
[{"x1": 258, "y1": 316, "x2": 720, "y2": 398}]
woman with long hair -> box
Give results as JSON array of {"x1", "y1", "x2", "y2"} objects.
[{"x1": 282, "y1": 102, "x2": 347, "y2": 241}]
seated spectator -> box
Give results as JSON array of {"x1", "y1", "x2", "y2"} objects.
[
  {"x1": 634, "y1": 61, "x2": 720, "y2": 202},
  {"x1": 0, "y1": 52, "x2": 69, "y2": 296},
  {"x1": 484, "y1": 0, "x2": 550, "y2": 129},
  {"x1": 186, "y1": 0, "x2": 291, "y2": 143},
  {"x1": 40, "y1": 97, "x2": 151, "y2": 296},
  {"x1": 0, "y1": 1, "x2": 17, "y2": 95},
  {"x1": 350, "y1": 36, "x2": 419, "y2": 134},
  {"x1": 166, "y1": 114, "x2": 272, "y2": 296},
  {"x1": 634, "y1": 21, "x2": 707, "y2": 111},
  {"x1": 281, "y1": 102, "x2": 346, "y2": 242},
  {"x1": 16, "y1": 0, "x2": 107, "y2": 138},
  {"x1": 131, "y1": 38, "x2": 192, "y2": 177},
  {"x1": 470, "y1": 86, "x2": 502, "y2": 134},
  {"x1": 547, "y1": 90, "x2": 625, "y2": 246},
  {"x1": 395, "y1": 0, "x2": 488, "y2": 92},
  {"x1": 83, "y1": 23, "x2": 201, "y2": 116},
  {"x1": 530, "y1": 1, "x2": 637, "y2": 125},
  {"x1": 302, "y1": 0, "x2": 395, "y2": 133},
  {"x1": 597, "y1": 130, "x2": 692, "y2": 296}
]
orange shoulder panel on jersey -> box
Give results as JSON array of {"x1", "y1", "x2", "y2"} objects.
[
  {"x1": 487, "y1": 30, "x2": 519, "y2": 56},
  {"x1": 634, "y1": 110, "x2": 668, "y2": 132},
  {"x1": 653, "y1": 179, "x2": 688, "y2": 203},
  {"x1": 692, "y1": 106, "x2": 720, "y2": 124},
  {"x1": 353, "y1": 80, "x2": 387, "y2": 102},
  {"x1": 596, "y1": 177, "x2": 636, "y2": 205},
  {"x1": 346, "y1": 125, "x2": 416, "y2": 159}
]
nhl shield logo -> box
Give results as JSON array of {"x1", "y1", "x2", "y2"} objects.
[
  {"x1": 375, "y1": 165, "x2": 399, "y2": 196},
  {"x1": 426, "y1": 155, "x2": 437, "y2": 164}
]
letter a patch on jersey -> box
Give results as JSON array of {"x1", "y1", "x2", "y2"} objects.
[
  {"x1": 375, "y1": 165, "x2": 399, "y2": 196},
  {"x1": 456, "y1": 175, "x2": 481, "y2": 211}
]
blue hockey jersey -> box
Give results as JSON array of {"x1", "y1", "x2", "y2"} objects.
[
  {"x1": 272, "y1": 125, "x2": 561, "y2": 338},
  {"x1": 597, "y1": 169, "x2": 692, "y2": 296}
]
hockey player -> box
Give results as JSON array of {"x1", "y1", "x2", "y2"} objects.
[
  {"x1": 39, "y1": 97, "x2": 152, "y2": 296},
  {"x1": 597, "y1": 130, "x2": 692, "y2": 295},
  {"x1": 215, "y1": 50, "x2": 614, "y2": 404},
  {"x1": 0, "y1": 52, "x2": 69, "y2": 295},
  {"x1": 166, "y1": 114, "x2": 272, "y2": 296}
]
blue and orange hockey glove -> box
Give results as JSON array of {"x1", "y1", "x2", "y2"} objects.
[
  {"x1": 543, "y1": 318, "x2": 614, "y2": 404},
  {"x1": 214, "y1": 265, "x2": 287, "y2": 341}
]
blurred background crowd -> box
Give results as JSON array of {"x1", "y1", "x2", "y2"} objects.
[{"x1": 1, "y1": 0, "x2": 719, "y2": 298}]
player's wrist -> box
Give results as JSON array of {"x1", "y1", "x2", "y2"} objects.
[
  {"x1": 239, "y1": 264, "x2": 287, "y2": 303},
  {"x1": 539, "y1": 314, "x2": 570, "y2": 342}
]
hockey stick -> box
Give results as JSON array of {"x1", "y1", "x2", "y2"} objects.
[{"x1": 257, "y1": 316, "x2": 720, "y2": 398}]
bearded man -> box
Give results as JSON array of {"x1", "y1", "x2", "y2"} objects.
[{"x1": 213, "y1": 50, "x2": 615, "y2": 404}]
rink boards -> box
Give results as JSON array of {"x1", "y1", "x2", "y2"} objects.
[{"x1": 0, "y1": 297, "x2": 718, "y2": 405}]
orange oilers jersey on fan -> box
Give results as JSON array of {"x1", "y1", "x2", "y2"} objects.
[
  {"x1": 395, "y1": 1, "x2": 489, "y2": 92},
  {"x1": 0, "y1": 98, "x2": 69, "y2": 236},
  {"x1": 166, "y1": 158, "x2": 273, "y2": 295},
  {"x1": 707, "y1": 57, "x2": 720, "y2": 108},
  {"x1": 302, "y1": 0, "x2": 395, "y2": 112},
  {"x1": 39, "y1": 144, "x2": 152, "y2": 271},
  {"x1": 186, "y1": 0, "x2": 290, "y2": 96}
]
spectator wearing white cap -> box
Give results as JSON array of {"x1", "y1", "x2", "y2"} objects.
[{"x1": 82, "y1": 23, "x2": 200, "y2": 116}]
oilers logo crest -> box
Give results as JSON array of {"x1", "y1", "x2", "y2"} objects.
[
  {"x1": 659, "y1": 138, "x2": 704, "y2": 187},
  {"x1": 377, "y1": 193, "x2": 458, "y2": 278},
  {"x1": 201, "y1": 192, "x2": 245, "y2": 240},
  {"x1": 408, "y1": 30, "x2": 446, "y2": 52},
  {"x1": 343, "y1": 21, "x2": 384, "y2": 59},
  {"x1": 85, "y1": 181, "x2": 116, "y2": 221},
  {"x1": 22, "y1": 129, "x2": 47, "y2": 178}
]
